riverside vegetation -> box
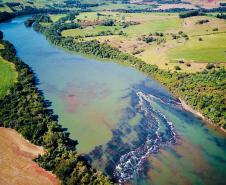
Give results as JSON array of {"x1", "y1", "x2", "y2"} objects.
[
  {"x1": 0, "y1": 1, "x2": 225, "y2": 184},
  {"x1": 0, "y1": 36, "x2": 112, "y2": 184},
  {"x1": 25, "y1": 13, "x2": 226, "y2": 129}
]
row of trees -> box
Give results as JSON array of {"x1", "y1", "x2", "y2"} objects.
[
  {"x1": 0, "y1": 11, "x2": 15, "y2": 22},
  {"x1": 0, "y1": 36, "x2": 112, "y2": 184},
  {"x1": 25, "y1": 14, "x2": 53, "y2": 27},
  {"x1": 179, "y1": 10, "x2": 202, "y2": 18},
  {"x1": 216, "y1": 13, "x2": 226, "y2": 19},
  {"x1": 29, "y1": 13, "x2": 226, "y2": 128},
  {"x1": 0, "y1": 5, "x2": 71, "y2": 24}
]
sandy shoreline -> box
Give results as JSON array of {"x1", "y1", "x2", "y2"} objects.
[{"x1": 179, "y1": 98, "x2": 226, "y2": 134}]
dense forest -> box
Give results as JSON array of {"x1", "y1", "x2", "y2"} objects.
[
  {"x1": 27, "y1": 13, "x2": 226, "y2": 129},
  {"x1": 0, "y1": 36, "x2": 112, "y2": 184}
]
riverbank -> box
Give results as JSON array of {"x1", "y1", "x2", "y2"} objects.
[{"x1": 179, "y1": 98, "x2": 226, "y2": 134}]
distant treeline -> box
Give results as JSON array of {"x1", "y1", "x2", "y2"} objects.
[
  {"x1": 0, "y1": 7, "x2": 70, "y2": 23},
  {"x1": 28, "y1": 13, "x2": 226, "y2": 129},
  {"x1": 64, "y1": 0, "x2": 99, "y2": 8},
  {"x1": 179, "y1": 10, "x2": 202, "y2": 18},
  {"x1": 220, "y1": 2, "x2": 226, "y2": 7},
  {"x1": 5, "y1": 2, "x2": 21, "y2": 7},
  {"x1": 216, "y1": 13, "x2": 226, "y2": 19},
  {"x1": 107, "y1": 6, "x2": 226, "y2": 13},
  {"x1": 0, "y1": 35, "x2": 112, "y2": 184},
  {"x1": 179, "y1": 9, "x2": 226, "y2": 19},
  {"x1": 0, "y1": 11, "x2": 15, "y2": 22}
]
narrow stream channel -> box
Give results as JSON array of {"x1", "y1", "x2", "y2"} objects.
[{"x1": 1, "y1": 16, "x2": 225, "y2": 185}]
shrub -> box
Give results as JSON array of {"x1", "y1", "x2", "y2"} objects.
[
  {"x1": 172, "y1": 34, "x2": 179, "y2": 39},
  {"x1": 186, "y1": 62, "x2": 191, "y2": 67},
  {"x1": 206, "y1": 63, "x2": 215, "y2": 69},
  {"x1": 179, "y1": 10, "x2": 200, "y2": 18},
  {"x1": 102, "y1": 19, "x2": 115, "y2": 26},
  {"x1": 178, "y1": 60, "x2": 184, "y2": 64},
  {"x1": 143, "y1": 36, "x2": 156, "y2": 43},
  {"x1": 196, "y1": 19, "x2": 209, "y2": 24},
  {"x1": 178, "y1": 31, "x2": 183, "y2": 34},
  {"x1": 174, "y1": 65, "x2": 181, "y2": 70}
]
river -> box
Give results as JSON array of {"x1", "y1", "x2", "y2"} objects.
[{"x1": 1, "y1": 16, "x2": 226, "y2": 185}]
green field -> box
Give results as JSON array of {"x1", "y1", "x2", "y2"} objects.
[
  {"x1": 62, "y1": 12, "x2": 182, "y2": 38},
  {"x1": 0, "y1": 56, "x2": 17, "y2": 98},
  {"x1": 167, "y1": 33, "x2": 226, "y2": 63},
  {"x1": 91, "y1": 2, "x2": 158, "y2": 11},
  {"x1": 61, "y1": 12, "x2": 226, "y2": 72},
  {"x1": 124, "y1": 18, "x2": 181, "y2": 36},
  {"x1": 49, "y1": 14, "x2": 65, "y2": 22},
  {"x1": 62, "y1": 25, "x2": 121, "y2": 37}
]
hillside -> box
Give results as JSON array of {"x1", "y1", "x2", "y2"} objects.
[{"x1": 0, "y1": 127, "x2": 59, "y2": 185}]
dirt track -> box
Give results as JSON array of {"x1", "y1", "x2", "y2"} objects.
[{"x1": 0, "y1": 127, "x2": 59, "y2": 185}]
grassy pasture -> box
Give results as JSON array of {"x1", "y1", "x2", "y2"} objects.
[
  {"x1": 62, "y1": 12, "x2": 226, "y2": 72},
  {"x1": 167, "y1": 33, "x2": 226, "y2": 63},
  {"x1": 50, "y1": 14, "x2": 65, "y2": 22},
  {"x1": 63, "y1": 12, "x2": 182, "y2": 38},
  {"x1": 124, "y1": 17, "x2": 182, "y2": 37},
  {"x1": 62, "y1": 25, "x2": 121, "y2": 37},
  {"x1": 0, "y1": 5, "x2": 13, "y2": 12},
  {"x1": 91, "y1": 3, "x2": 157, "y2": 11},
  {"x1": 0, "y1": 56, "x2": 17, "y2": 98}
]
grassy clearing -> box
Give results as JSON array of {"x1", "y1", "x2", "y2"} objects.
[
  {"x1": 63, "y1": 12, "x2": 182, "y2": 38},
  {"x1": 62, "y1": 25, "x2": 121, "y2": 37},
  {"x1": 167, "y1": 33, "x2": 226, "y2": 63},
  {"x1": 76, "y1": 12, "x2": 104, "y2": 21},
  {"x1": 0, "y1": 5, "x2": 13, "y2": 12},
  {"x1": 0, "y1": 56, "x2": 17, "y2": 98},
  {"x1": 91, "y1": 3, "x2": 157, "y2": 11},
  {"x1": 50, "y1": 14, "x2": 65, "y2": 22},
  {"x1": 124, "y1": 17, "x2": 182, "y2": 37}
]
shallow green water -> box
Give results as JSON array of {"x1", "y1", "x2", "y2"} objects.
[{"x1": 1, "y1": 16, "x2": 225, "y2": 185}]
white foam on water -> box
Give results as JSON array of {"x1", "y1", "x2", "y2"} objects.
[{"x1": 114, "y1": 91, "x2": 177, "y2": 184}]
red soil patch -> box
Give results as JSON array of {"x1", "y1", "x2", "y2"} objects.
[
  {"x1": 12, "y1": 143, "x2": 38, "y2": 159},
  {"x1": 0, "y1": 127, "x2": 59, "y2": 185},
  {"x1": 31, "y1": 163, "x2": 59, "y2": 185}
]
